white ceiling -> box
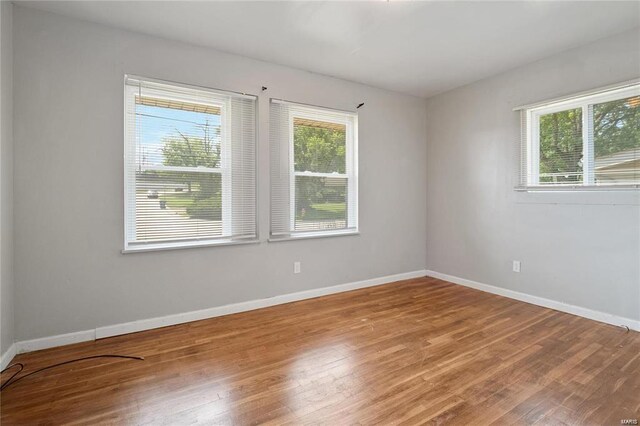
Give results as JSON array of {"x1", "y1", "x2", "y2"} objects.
[{"x1": 18, "y1": 1, "x2": 640, "y2": 98}]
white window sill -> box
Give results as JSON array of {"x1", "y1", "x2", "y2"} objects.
[
  {"x1": 515, "y1": 185, "x2": 639, "y2": 192},
  {"x1": 269, "y1": 229, "x2": 359, "y2": 242},
  {"x1": 513, "y1": 186, "x2": 640, "y2": 206},
  {"x1": 122, "y1": 238, "x2": 260, "y2": 253}
]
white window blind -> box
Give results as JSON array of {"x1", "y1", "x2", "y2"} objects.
[
  {"x1": 124, "y1": 76, "x2": 257, "y2": 251},
  {"x1": 270, "y1": 99, "x2": 358, "y2": 239},
  {"x1": 517, "y1": 82, "x2": 640, "y2": 190}
]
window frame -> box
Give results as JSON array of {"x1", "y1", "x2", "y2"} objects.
[
  {"x1": 268, "y1": 100, "x2": 359, "y2": 241},
  {"x1": 123, "y1": 75, "x2": 257, "y2": 252},
  {"x1": 287, "y1": 106, "x2": 358, "y2": 236},
  {"x1": 521, "y1": 83, "x2": 640, "y2": 191}
]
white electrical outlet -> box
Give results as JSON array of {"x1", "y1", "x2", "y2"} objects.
[
  {"x1": 294, "y1": 261, "x2": 301, "y2": 274},
  {"x1": 513, "y1": 261, "x2": 521, "y2": 273}
]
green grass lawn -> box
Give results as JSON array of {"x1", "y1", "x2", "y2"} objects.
[
  {"x1": 161, "y1": 192, "x2": 221, "y2": 220},
  {"x1": 300, "y1": 202, "x2": 346, "y2": 220},
  {"x1": 160, "y1": 192, "x2": 194, "y2": 209}
]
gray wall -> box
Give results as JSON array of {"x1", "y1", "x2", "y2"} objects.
[
  {"x1": 1, "y1": 1, "x2": 14, "y2": 355},
  {"x1": 426, "y1": 29, "x2": 640, "y2": 322},
  {"x1": 12, "y1": 7, "x2": 427, "y2": 341}
]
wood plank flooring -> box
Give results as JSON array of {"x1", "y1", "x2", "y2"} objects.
[{"x1": 1, "y1": 277, "x2": 639, "y2": 425}]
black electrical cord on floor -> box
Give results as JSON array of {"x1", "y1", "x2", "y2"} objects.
[
  {"x1": 0, "y1": 363, "x2": 24, "y2": 391},
  {"x1": 0, "y1": 354, "x2": 144, "y2": 391}
]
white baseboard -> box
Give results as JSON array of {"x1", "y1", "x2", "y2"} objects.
[
  {"x1": 425, "y1": 270, "x2": 640, "y2": 332},
  {"x1": 17, "y1": 329, "x2": 96, "y2": 354},
  {"x1": 15, "y1": 270, "x2": 427, "y2": 354},
  {"x1": 1, "y1": 343, "x2": 17, "y2": 370}
]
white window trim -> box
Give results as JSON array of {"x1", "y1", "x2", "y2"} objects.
[
  {"x1": 123, "y1": 75, "x2": 257, "y2": 252},
  {"x1": 519, "y1": 82, "x2": 640, "y2": 191},
  {"x1": 276, "y1": 105, "x2": 358, "y2": 240},
  {"x1": 122, "y1": 237, "x2": 260, "y2": 253},
  {"x1": 267, "y1": 229, "x2": 360, "y2": 243}
]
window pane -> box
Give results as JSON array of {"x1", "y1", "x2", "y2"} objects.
[
  {"x1": 539, "y1": 108, "x2": 583, "y2": 184},
  {"x1": 593, "y1": 96, "x2": 640, "y2": 185},
  {"x1": 135, "y1": 171, "x2": 222, "y2": 241},
  {"x1": 135, "y1": 101, "x2": 223, "y2": 242},
  {"x1": 137, "y1": 102, "x2": 221, "y2": 168},
  {"x1": 294, "y1": 176, "x2": 347, "y2": 232},
  {"x1": 294, "y1": 118, "x2": 346, "y2": 173}
]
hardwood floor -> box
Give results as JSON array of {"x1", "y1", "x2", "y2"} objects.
[{"x1": 1, "y1": 277, "x2": 639, "y2": 425}]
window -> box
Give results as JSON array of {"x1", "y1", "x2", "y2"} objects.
[
  {"x1": 124, "y1": 76, "x2": 257, "y2": 251},
  {"x1": 519, "y1": 83, "x2": 640, "y2": 189},
  {"x1": 270, "y1": 100, "x2": 358, "y2": 239}
]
